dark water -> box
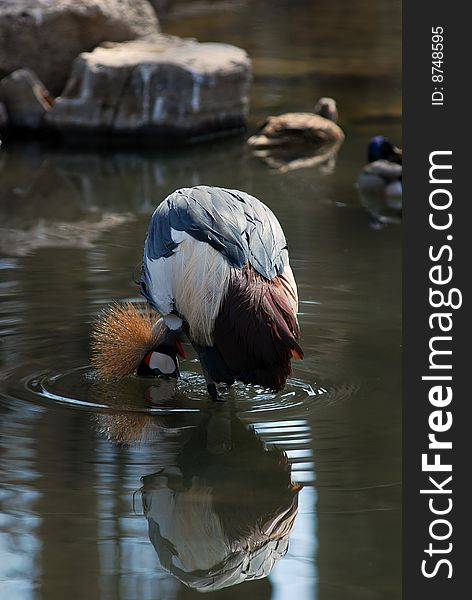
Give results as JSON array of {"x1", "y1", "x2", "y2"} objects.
[{"x1": 0, "y1": 1, "x2": 401, "y2": 599}]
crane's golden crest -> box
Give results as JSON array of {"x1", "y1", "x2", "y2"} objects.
[{"x1": 90, "y1": 302, "x2": 159, "y2": 379}]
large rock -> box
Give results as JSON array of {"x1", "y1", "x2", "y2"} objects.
[
  {"x1": 47, "y1": 38, "x2": 252, "y2": 140},
  {"x1": 0, "y1": 0, "x2": 160, "y2": 95},
  {"x1": 0, "y1": 69, "x2": 52, "y2": 129}
]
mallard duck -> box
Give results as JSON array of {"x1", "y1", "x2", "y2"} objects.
[
  {"x1": 247, "y1": 97, "x2": 344, "y2": 149},
  {"x1": 357, "y1": 136, "x2": 402, "y2": 198},
  {"x1": 366, "y1": 135, "x2": 402, "y2": 164},
  {"x1": 356, "y1": 136, "x2": 402, "y2": 227}
]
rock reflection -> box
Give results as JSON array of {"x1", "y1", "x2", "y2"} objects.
[
  {"x1": 0, "y1": 139, "x2": 248, "y2": 255},
  {"x1": 93, "y1": 383, "x2": 302, "y2": 593},
  {"x1": 0, "y1": 143, "x2": 135, "y2": 256}
]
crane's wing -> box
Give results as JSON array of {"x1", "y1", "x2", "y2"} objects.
[{"x1": 143, "y1": 186, "x2": 289, "y2": 281}]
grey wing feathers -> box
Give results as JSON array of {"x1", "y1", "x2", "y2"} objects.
[{"x1": 144, "y1": 186, "x2": 288, "y2": 280}]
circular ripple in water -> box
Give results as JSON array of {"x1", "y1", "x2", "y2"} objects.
[
  {"x1": 4, "y1": 363, "x2": 328, "y2": 419},
  {"x1": 24, "y1": 367, "x2": 201, "y2": 414},
  {"x1": 0, "y1": 365, "x2": 355, "y2": 482}
]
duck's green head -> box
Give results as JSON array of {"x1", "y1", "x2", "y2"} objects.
[{"x1": 368, "y1": 136, "x2": 402, "y2": 163}]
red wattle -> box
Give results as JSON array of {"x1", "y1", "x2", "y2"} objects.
[{"x1": 175, "y1": 340, "x2": 186, "y2": 358}]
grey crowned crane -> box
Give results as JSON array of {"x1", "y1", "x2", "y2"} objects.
[{"x1": 138, "y1": 185, "x2": 303, "y2": 400}]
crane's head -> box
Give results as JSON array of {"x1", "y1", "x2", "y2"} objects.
[
  {"x1": 137, "y1": 321, "x2": 186, "y2": 379},
  {"x1": 91, "y1": 303, "x2": 185, "y2": 380}
]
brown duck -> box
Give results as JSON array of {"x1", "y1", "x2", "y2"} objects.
[{"x1": 247, "y1": 97, "x2": 344, "y2": 149}]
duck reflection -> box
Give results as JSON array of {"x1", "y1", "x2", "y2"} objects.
[
  {"x1": 93, "y1": 382, "x2": 302, "y2": 593},
  {"x1": 357, "y1": 188, "x2": 402, "y2": 229},
  {"x1": 250, "y1": 139, "x2": 342, "y2": 175}
]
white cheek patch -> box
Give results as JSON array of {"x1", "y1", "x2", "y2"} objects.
[{"x1": 148, "y1": 352, "x2": 176, "y2": 374}]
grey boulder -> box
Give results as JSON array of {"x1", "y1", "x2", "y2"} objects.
[
  {"x1": 47, "y1": 38, "x2": 252, "y2": 140},
  {"x1": 0, "y1": 0, "x2": 160, "y2": 95}
]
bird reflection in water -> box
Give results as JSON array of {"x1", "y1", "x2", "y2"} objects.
[
  {"x1": 357, "y1": 187, "x2": 402, "y2": 229},
  {"x1": 250, "y1": 138, "x2": 343, "y2": 175},
  {"x1": 92, "y1": 380, "x2": 302, "y2": 593}
]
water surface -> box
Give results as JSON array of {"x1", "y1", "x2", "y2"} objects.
[{"x1": 0, "y1": 1, "x2": 401, "y2": 599}]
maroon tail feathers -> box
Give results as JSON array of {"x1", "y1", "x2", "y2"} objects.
[{"x1": 213, "y1": 264, "x2": 304, "y2": 391}]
